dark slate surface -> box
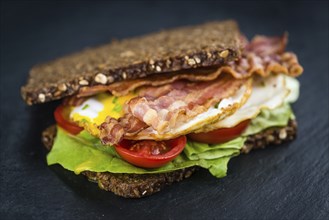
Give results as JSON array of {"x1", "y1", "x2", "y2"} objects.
[{"x1": 1, "y1": 1, "x2": 328, "y2": 219}]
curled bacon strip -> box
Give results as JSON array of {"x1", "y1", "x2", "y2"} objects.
[
  {"x1": 99, "y1": 75, "x2": 246, "y2": 145},
  {"x1": 99, "y1": 114, "x2": 148, "y2": 145}
]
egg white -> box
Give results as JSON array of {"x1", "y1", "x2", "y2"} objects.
[
  {"x1": 70, "y1": 98, "x2": 104, "y2": 119},
  {"x1": 194, "y1": 74, "x2": 299, "y2": 132}
]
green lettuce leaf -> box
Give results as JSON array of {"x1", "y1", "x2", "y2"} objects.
[
  {"x1": 184, "y1": 137, "x2": 245, "y2": 160},
  {"x1": 242, "y1": 103, "x2": 294, "y2": 136},
  {"x1": 47, "y1": 128, "x2": 244, "y2": 177},
  {"x1": 47, "y1": 103, "x2": 294, "y2": 178}
]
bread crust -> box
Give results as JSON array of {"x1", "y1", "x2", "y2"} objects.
[
  {"x1": 21, "y1": 20, "x2": 241, "y2": 105},
  {"x1": 42, "y1": 120, "x2": 297, "y2": 198}
]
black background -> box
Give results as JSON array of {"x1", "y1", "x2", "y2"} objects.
[{"x1": 1, "y1": 1, "x2": 328, "y2": 219}]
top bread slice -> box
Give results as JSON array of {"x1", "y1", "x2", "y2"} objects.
[{"x1": 21, "y1": 20, "x2": 242, "y2": 105}]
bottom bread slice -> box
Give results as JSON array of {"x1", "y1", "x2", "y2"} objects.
[{"x1": 42, "y1": 120, "x2": 297, "y2": 198}]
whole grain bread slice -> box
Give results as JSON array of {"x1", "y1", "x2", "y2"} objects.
[
  {"x1": 21, "y1": 20, "x2": 242, "y2": 105},
  {"x1": 42, "y1": 120, "x2": 297, "y2": 198}
]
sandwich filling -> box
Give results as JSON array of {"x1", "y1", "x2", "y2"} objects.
[{"x1": 47, "y1": 34, "x2": 302, "y2": 177}]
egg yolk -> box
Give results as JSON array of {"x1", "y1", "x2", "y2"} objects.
[{"x1": 70, "y1": 92, "x2": 136, "y2": 136}]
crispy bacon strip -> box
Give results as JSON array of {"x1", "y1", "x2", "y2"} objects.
[
  {"x1": 99, "y1": 115, "x2": 148, "y2": 145},
  {"x1": 129, "y1": 75, "x2": 245, "y2": 131},
  {"x1": 99, "y1": 75, "x2": 247, "y2": 145},
  {"x1": 78, "y1": 68, "x2": 222, "y2": 98},
  {"x1": 78, "y1": 34, "x2": 303, "y2": 98}
]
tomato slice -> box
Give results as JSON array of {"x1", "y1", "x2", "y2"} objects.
[
  {"x1": 187, "y1": 120, "x2": 250, "y2": 144},
  {"x1": 114, "y1": 136, "x2": 187, "y2": 168},
  {"x1": 54, "y1": 105, "x2": 83, "y2": 135}
]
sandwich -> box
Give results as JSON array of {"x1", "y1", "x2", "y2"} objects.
[{"x1": 21, "y1": 20, "x2": 303, "y2": 198}]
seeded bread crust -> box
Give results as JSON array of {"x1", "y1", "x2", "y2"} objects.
[
  {"x1": 41, "y1": 120, "x2": 297, "y2": 198},
  {"x1": 21, "y1": 20, "x2": 241, "y2": 105}
]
